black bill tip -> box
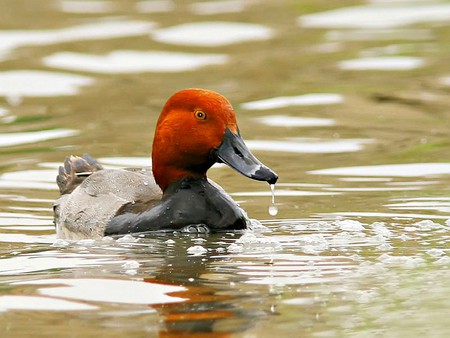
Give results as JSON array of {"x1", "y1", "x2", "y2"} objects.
[{"x1": 214, "y1": 127, "x2": 279, "y2": 185}]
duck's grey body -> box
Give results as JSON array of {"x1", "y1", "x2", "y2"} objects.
[
  {"x1": 53, "y1": 154, "x2": 242, "y2": 239},
  {"x1": 53, "y1": 155, "x2": 162, "y2": 239}
]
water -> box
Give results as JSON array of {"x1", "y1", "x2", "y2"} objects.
[{"x1": 1, "y1": 0, "x2": 450, "y2": 337}]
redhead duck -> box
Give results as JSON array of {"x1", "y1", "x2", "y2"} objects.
[{"x1": 53, "y1": 89, "x2": 278, "y2": 239}]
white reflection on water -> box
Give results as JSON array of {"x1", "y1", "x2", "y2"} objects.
[
  {"x1": 338, "y1": 56, "x2": 424, "y2": 71},
  {"x1": 0, "y1": 20, "x2": 156, "y2": 56},
  {"x1": 0, "y1": 295, "x2": 96, "y2": 311},
  {"x1": 189, "y1": 0, "x2": 248, "y2": 15},
  {"x1": 0, "y1": 107, "x2": 9, "y2": 117},
  {"x1": 0, "y1": 169, "x2": 57, "y2": 190},
  {"x1": 387, "y1": 199, "x2": 450, "y2": 213},
  {"x1": 136, "y1": 0, "x2": 175, "y2": 13},
  {"x1": 0, "y1": 233, "x2": 55, "y2": 244},
  {"x1": 318, "y1": 211, "x2": 449, "y2": 220},
  {"x1": 0, "y1": 212, "x2": 51, "y2": 226},
  {"x1": 326, "y1": 28, "x2": 433, "y2": 41},
  {"x1": 0, "y1": 253, "x2": 122, "y2": 274},
  {"x1": 241, "y1": 93, "x2": 343, "y2": 110},
  {"x1": 44, "y1": 50, "x2": 228, "y2": 73},
  {"x1": 0, "y1": 71, "x2": 93, "y2": 97},
  {"x1": 299, "y1": 3, "x2": 450, "y2": 29},
  {"x1": 256, "y1": 115, "x2": 335, "y2": 127},
  {"x1": 16, "y1": 279, "x2": 187, "y2": 305},
  {"x1": 245, "y1": 138, "x2": 373, "y2": 153},
  {"x1": 309, "y1": 163, "x2": 450, "y2": 177},
  {"x1": 0, "y1": 129, "x2": 78, "y2": 147},
  {"x1": 231, "y1": 190, "x2": 339, "y2": 197},
  {"x1": 152, "y1": 22, "x2": 273, "y2": 47},
  {"x1": 58, "y1": 0, "x2": 115, "y2": 13},
  {"x1": 441, "y1": 76, "x2": 450, "y2": 86}
]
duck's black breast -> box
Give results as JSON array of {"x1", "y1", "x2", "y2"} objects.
[{"x1": 104, "y1": 178, "x2": 248, "y2": 235}]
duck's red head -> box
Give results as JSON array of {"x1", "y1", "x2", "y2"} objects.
[{"x1": 152, "y1": 89, "x2": 277, "y2": 191}]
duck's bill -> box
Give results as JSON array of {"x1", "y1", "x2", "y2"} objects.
[{"x1": 214, "y1": 127, "x2": 278, "y2": 184}]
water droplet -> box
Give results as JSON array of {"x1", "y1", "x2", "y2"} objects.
[
  {"x1": 269, "y1": 205, "x2": 278, "y2": 216},
  {"x1": 268, "y1": 184, "x2": 278, "y2": 216},
  {"x1": 270, "y1": 184, "x2": 276, "y2": 204}
]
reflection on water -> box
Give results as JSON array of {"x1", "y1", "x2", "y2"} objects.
[
  {"x1": 0, "y1": 71, "x2": 93, "y2": 97},
  {"x1": 256, "y1": 115, "x2": 336, "y2": 127},
  {"x1": 16, "y1": 278, "x2": 187, "y2": 305},
  {"x1": 310, "y1": 163, "x2": 450, "y2": 177},
  {"x1": 245, "y1": 138, "x2": 374, "y2": 153},
  {"x1": 241, "y1": 93, "x2": 343, "y2": 110},
  {"x1": 189, "y1": 0, "x2": 249, "y2": 15},
  {"x1": 152, "y1": 21, "x2": 273, "y2": 46},
  {"x1": 338, "y1": 56, "x2": 425, "y2": 71},
  {"x1": 299, "y1": 2, "x2": 450, "y2": 28},
  {"x1": 1, "y1": 0, "x2": 450, "y2": 337},
  {"x1": 0, "y1": 129, "x2": 78, "y2": 147},
  {"x1": 44, "y1": 50, "x2": 228, "y2": 73},
  {"x1": 58, "y1": 0, "x2": 116, "y2": 14},
  {"x1": 0, "y1": 295, "x2": 97, "y2": 311},
  {"x1": 135, "y1": 0, "x2": 175, "y2": 13},
  {"x1": 0, "y1": 20, "x2": 156, "y2": 56}
]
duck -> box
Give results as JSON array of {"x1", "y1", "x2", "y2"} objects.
[{"x1": 53, "y1": 88, "x2": 278, "y2": 239}]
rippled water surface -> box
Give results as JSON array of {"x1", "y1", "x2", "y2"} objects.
[{"x1": 1, "y1": 0, "x2": 450, "y2": 337}]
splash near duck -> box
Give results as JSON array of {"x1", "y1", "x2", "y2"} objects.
[{"x1": 53, "y1": 89, "x2": 278, "y2": 239}]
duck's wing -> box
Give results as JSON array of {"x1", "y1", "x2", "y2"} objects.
[{"x1": 54, "y1": 168, "x2": 162, "y2": 239}]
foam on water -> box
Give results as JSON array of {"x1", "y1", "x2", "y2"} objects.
[
  {"x1": 187, "y1": 245, "x2": 208, "y2": 256},
  {"x1": 0, "y1": 71, "x2": 93, "y2": 97},
  {"x1": 299, "y1": 3, "x2": 450, "y2": 29},
  {"x1": 227, "y1": 232, "x2": 282, "y2": 254},
  {"x1": 44, "y1": 50, "x2": 228, "y2": 73},
  {"x1": 241, "y1": 93, "x2": 344, "y2": 110},
  {"x1": 256, "y1": 115, "x2": 336, "y2": 127},
  {"x1": 152, "y1": 21, "x2": 273, "y2": 47},
  {"x1": 338, "y1": 56, "x2": 425, "y2": 71},
  {"x1": 15, "y1": 279, "x2": 187, "y2": 305},
  {"x1": 309, "y1": 163, "x2": 450, "y2": 177}
]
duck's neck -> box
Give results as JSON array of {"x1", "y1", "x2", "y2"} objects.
[
  {"x1": 152, "y1": 163, "x2": 207, "y2": 192},
  {"x1": 162, "y1": 176, "x2": 206, "y2": 196}
]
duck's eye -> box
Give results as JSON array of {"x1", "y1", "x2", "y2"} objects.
[{"x1": 194, "y1": 110, "x2": 206, "y2": 120}]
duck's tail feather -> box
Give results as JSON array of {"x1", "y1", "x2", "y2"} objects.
[{"x1": 57, "y1": 153, "x2": 103, "y2": 195}]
